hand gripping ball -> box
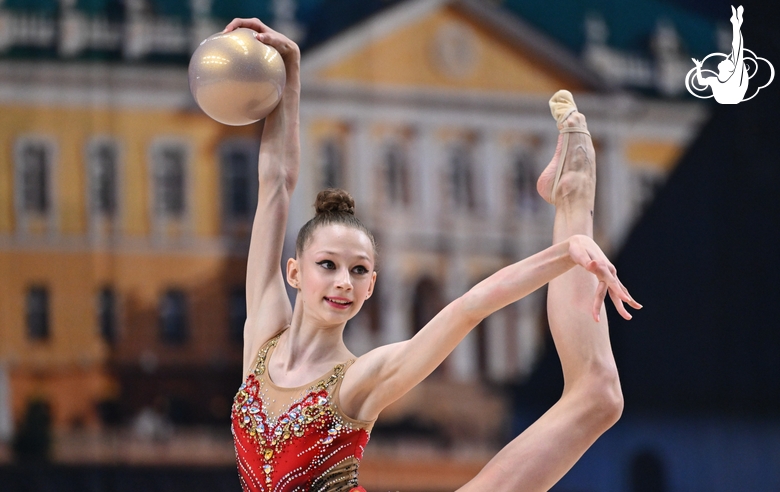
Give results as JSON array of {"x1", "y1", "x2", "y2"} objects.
[{"x1": 188, "y1": 28, "x2": 286, "y2": 126}]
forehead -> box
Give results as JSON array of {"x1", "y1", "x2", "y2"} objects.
[{"x1": 307, "y1": 224, "x2": 374, "y2": 260}]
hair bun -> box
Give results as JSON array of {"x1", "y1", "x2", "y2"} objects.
[{"x1": 314, "y1": 188, "x2": 355, "y2": 216}]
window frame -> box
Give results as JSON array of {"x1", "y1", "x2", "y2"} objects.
[
  {"x1": 148, "y1": 138, "x2": 193, "y2": 237},
  {"x1": 14, "y1": 135, "x2": 58, "y2": 234},
  {"x1": 219, "y1": 138, "x2": 260, "y2": 231},
  {"x1": 26, "y1": 285, "x2": 50, "y2": 342}
]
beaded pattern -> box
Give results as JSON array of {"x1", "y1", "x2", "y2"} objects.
[{"x1": 232, "y1": 331, "x2": 373, "y2": 492}]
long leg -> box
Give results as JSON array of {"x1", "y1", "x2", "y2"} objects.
[{"x1": 457, "y1": 96, "x2": 623, "y2": 492}]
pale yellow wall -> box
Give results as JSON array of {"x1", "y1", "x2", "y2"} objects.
[
  {"x1": 0, "y1": 101, "x2": 256, "y2": 429},
  {"x1": 0, "y1": 248, "x2": 246, "y2": 428},
  {"x1": 317, "y1": 6, "x2": 584, "y2": 94},
  {"x1": 0, "y1": 104, "x2": 259, "y2": 237}
]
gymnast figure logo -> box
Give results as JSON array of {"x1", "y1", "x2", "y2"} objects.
[{"x1": 685, "y1": 5, "x2": 774, "y2": 104}]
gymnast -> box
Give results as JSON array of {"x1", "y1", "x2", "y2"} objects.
[{"x1": 225, "y1": 17, "x2": 641, "y2": 492}]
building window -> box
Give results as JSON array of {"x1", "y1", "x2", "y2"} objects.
[
  {"x1": 17, "y1": 140, "x2": 52, "y2": 215},
  {"x1": 26, "y1": 286, "x2": 49, "y2": 341},
  {"x1": 160, "y1": 289, "x2": 187, "y2": 344},
  {"x1": 384, "y1": 143, "x2": 409, "y2": 205},
  {"x1": 321, "y1": 140, "x2": 344, "y2": 189},
  {"x1": 152, "y1": 144, "x2": 187, "y2": 218},
  {"x1": 98, "y1": 287, "x2": 117, "y2": 345},
  {"x1": 449, "y1": 144, "x2": 476, "y2": 211},
  {"x1": 510, "y1": 150, "x2": 539, "y2": 212},
  {"x1": 228, "y1": 287, "x2": 246, "y2": 344},
  {"x1": 88, "y1": 140, "x2": 119, "y2": 217},
  {"x1": 411, "y1": 277, "x2": 442, "y2": 336},
  {"x1": 220, "y1": 141, "x2": 258, "y2": 221}
]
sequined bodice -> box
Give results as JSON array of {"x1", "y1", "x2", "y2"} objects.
[{"x1": 231, "y1": 329, "x2": 374, "y2": 492}]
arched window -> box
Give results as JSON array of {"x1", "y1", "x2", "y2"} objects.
[
  {"x1": 384, "y1": 143, "x2": 409, "y2": 205},
  {"x1": 321, "y1": 139, "x2": 344, "y2": 189},
  {"x1": 411, "y1": 276, "x2": 443, "y2": 336},
  {"x1": 449, "y1": 144, "x2": 476, "y2": 211},
  {"x1": 411, "y1": 276, "x2": 447, "y2": 377}
]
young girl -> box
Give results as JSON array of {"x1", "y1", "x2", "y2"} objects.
[{"x1": 226, "y1": 18, "x2": 641, "y2": 492}]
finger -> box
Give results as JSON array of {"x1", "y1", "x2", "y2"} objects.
[
  {"x1": 609, "y1": 288, "x2": 632, "y2": 320},
  {"x1": 593, "y1": 281, "x2": 608, "y2": 322},
  {"x1": 255, "y1": 32, "x2": 298, "y2": 58},
  {"x1": 224, "y1": 17, "x2": 270, "y2": 33},
  {"x1": 616, "y1": 277, "x2": 642, "y2": 309}
]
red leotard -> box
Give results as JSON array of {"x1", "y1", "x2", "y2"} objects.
[{"x1": 232, "y1": 328, "x2": 375, "y2": 491}]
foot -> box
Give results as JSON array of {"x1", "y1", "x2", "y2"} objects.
[{"x1": 536, "y1": 110, "x2": 596, "y2": 208}]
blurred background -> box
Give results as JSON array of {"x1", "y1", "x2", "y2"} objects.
[{"x1": 0, "y1": 0, "x2": 778, "y2": 490}]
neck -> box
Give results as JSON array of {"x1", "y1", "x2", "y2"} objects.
[{"x1": 276, "y1": 296, "x2": 350, "y2": 371}]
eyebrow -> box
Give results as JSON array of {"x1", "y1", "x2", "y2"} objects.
[{"x1": 317, "y1": 250, "x2": 371, "y2": 262}]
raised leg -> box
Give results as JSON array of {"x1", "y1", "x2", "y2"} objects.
[{"x1": 457, "y1": 92, "x2": 622, "y2": 492}]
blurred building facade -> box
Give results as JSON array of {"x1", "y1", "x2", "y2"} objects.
[
  {"x1": 0, "y1": 0, "x2": 709, "y2": 468},
  {"x1": 293, "y1": 0, "x2": 706, "y2": 384},
  {"x1": 0, "y1": 60, "x2": 262, "y2": 430}
]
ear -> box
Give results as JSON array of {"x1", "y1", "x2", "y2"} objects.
[
  {"x1": 286, "y1": 257, "x2": 301, "y2": 290},
  {"x1": 366, "y1": 270, "x2": 377, "y2": 299}
]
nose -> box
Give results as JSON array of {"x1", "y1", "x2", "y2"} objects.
[{"x1": 334, "y1": 267, "x2": 352, "y2": 291}]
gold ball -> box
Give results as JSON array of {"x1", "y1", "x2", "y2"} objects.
[{"x1": 188, "y1": 28, "x2": 286, "y2": 126}]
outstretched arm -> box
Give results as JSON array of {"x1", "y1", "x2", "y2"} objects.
[
  {"x1": 222, "y1": 19, "x2": 302, "y2": 377},
  {"x1": 341, "y1": 235, "x2": 638, "y2": 422}
]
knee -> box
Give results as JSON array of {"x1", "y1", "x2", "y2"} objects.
[{"x1": 574, "y1": 365, "x2": 624, "y2": 431}]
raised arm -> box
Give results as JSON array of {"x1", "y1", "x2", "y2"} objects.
[
  {"x1": 222, "y1": 19, "x2": 302, "y2": 376},
  {"x1": 341, "y1": 235, "x2": 638, "y2": 422}
]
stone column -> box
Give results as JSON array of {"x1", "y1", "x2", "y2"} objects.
[
  {"x1": 485, "y1": 308, "x2": 509, "y2": 381},
  {"x1": 475, "y1": 131, "x2": 503, "y2": 224},
  {"x1": 348, "y1": 121, "x2": 372, "y2": 219},
  {"x1": 596, "y1": 132, "x2": 631, "y2": 252},
  {"x1": 379, "y1": 252, "x2": 408, "y2": 345},
  {"x1": 515, "y1": 291, "x2": 544, "y2": 377},
  {"x1": 412, "y1": 126, "x2": 440, "y2": 227},
  {"x1": 445, "y1": 253, "x2": 475, "y2": 382}
]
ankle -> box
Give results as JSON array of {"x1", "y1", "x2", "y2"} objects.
[{"x1": 554, "y1": 168, "x2": 595, "y2": 207}]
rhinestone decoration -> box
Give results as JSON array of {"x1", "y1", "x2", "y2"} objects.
[{"x1": 231, "y1": 331, "x2": 373, "y2": 491}]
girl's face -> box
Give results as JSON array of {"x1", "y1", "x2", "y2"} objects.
[{"x1": 288, "y1": 224, "x2": 376, "y2": 326}]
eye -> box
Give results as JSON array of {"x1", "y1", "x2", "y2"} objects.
[
  {"x1": 316, "y1": 260, "x2": 335, "y2": 269},
  {"x1": 352, "y1": 265, "x2": 369, "y2": 275}
]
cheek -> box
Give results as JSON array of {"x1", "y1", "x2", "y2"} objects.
[{"x1": 355, "y1": 275, "x2": 373, "y2": 292}]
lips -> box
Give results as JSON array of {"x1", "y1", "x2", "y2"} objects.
[{"x1": 324, "y1": 297, "x2": 353, "y2": 309}]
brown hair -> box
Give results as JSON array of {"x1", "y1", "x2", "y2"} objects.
[{"x1": 295, "y1": 189, "x2": 378, "y2": 266}]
